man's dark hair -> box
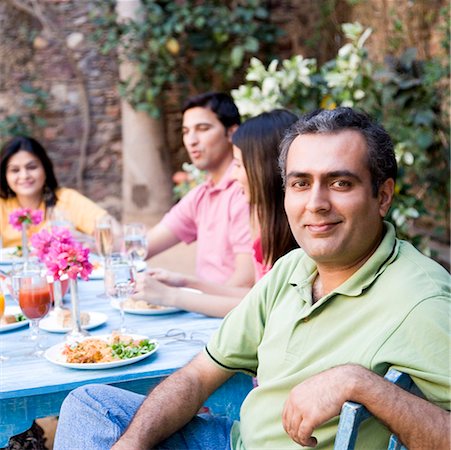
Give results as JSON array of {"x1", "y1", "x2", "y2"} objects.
[
  {"x1": 278, "y1": 107, "x2": 397, "y2": 197},
  {"x1": 182, "y1": 92, "x2": 241, "y2": 129}
]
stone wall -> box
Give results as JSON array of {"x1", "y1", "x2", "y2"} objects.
[
  {"x1": 0, "y1": 0, "x2": 122, "y2": 217},
  {"x1": 0, "y1": 0, "x2": 447, "y2": 222}
]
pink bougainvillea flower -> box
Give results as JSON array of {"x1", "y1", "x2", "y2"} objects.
[
  {"x1": 31, "y1": 228, "x2": 93, "y2": 281},
  {"x1": 9, "y1": 208, "x2": 43, "y2": 230}
]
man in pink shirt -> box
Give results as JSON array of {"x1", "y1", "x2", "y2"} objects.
[{"x1": 146, "y1": 92, "x2": 254, "y2": 287}]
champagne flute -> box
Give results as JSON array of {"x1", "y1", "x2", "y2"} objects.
[
  {"x1": 105, "y1": 256, "x2": 136, "y2": 334},
  {"x1": 123, "y1": 223, "x2": 148, "y2": 267},
  {"x1": 17, "y1": 272, "x2": 52, "y2": 357},
  {"x1": 95, "y1": 216, "x2": 114, "y2": 298}
]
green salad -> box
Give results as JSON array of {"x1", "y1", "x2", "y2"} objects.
[{"x1": 111, "y1": 339, "x2": 156, "y2": 359}]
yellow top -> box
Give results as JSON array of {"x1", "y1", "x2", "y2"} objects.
[{"x1": 0, "y1": 187, "x2": 107, "y2": 248}]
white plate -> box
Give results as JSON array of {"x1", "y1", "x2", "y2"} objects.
[
  {"x1": 39, "y1": 311, "x2": 108, "y2": 333},
  {"x1": 0, "y1": 247, "x2": 22, "y2": 265},
  {"x1": 110, "y1": 299, "x2": 181, "y2": 315},
  {"x1": 44, "y1": 334, "x2": 159, "y2": 369},
  {"x1": 0, "y1": 305, "x2": 29, "y2": 332},
  {"x1": 88, "y1": 260, "x2": 147, "y2": 280}
]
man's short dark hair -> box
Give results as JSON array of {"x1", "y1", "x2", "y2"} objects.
[
  {"x1": 278, "y1": 107, "x2": 397, "y2": 197},
  {"x1": 182, "y1": 92, "x2": 241, "y2": 129}
]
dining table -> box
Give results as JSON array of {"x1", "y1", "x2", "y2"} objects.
[{"x1": 0, "y1": 272, "x2": 253, "y2": 446}]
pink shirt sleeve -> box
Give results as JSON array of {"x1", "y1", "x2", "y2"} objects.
[{"x1": 160, "y1": 178, "x2": 253, "y2": 283}]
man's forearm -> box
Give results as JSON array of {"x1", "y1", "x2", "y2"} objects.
[
  {"x1": 112, "y1": 361, "x2": 209, "y2": 448},
  {"x1": 353, "y1": 366, "x2": 450, "y2": 449},
  {"x1": 112, "y1": 353, "x2": 232, "y2": 450}
]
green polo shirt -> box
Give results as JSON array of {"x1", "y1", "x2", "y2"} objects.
[{"x1": 205, "y1": 222, "x2": 450, "y2": 449}]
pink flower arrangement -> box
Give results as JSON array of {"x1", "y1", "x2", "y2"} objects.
[
  {"x1": 31, "y1": 227, "x2": 93, "y2": 281},
  {"x1": 9, "y1": 208, "x2": 43, "y2": 231}
]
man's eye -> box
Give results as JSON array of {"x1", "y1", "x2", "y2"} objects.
[
  {"x1": 291, "y1": 180, "x2": 309, "y2": 189},
  {"x1": 332, "y1": 180, "x2": 352, "y2": 188}
]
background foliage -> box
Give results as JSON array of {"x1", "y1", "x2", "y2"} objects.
[
  {"x1": 232, "y1": 22, "x2": 449, "y2": 252},
  {"x1": 91, "y1": 0, "x2": 280, "y2": 116}
]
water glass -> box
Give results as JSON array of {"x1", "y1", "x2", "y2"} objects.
[
  {"x1": 123, "y1": 223, "x2": 148, "y2": 265},
  {"x1": 105, "y1": 257, "x2": 136, "y2": 333}
]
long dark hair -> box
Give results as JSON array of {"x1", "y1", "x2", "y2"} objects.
[
  {"x1": 232, "y1": 109, "x2": 299, "y2": 267},
  {"x1": 0, "y1": 136, "x2": 58, "y2": 207}
]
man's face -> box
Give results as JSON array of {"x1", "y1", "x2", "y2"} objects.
[
  {"x1": 182, "y1": 107, "x2": 233, "y2": 173},
  {"x1": 284, "y1": 130, "x2": 393, "y2": 270}
]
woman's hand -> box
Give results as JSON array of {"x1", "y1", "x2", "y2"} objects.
[
  {"x1": 147, "y1": 268, "x2": 189, "y2": 288},
  {"x1": 132, "y1": 272, "x2": 176, "y2": 307}
]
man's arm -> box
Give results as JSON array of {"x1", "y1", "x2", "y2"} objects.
[
  {"x1": 282, "y1": 364, "x2": 450, "y2": 449},
  {"x1": 112, "y1": 352, "x2": 233, "y2": 450},
  {"x1": 225, "y1": 252, "x2": 255, "y2": 288},
  {"x1": 146, "y1": 222, "x2": 181, "y2": 258}
]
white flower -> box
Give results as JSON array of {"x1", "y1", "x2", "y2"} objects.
[{"x1": 354, "y1": 89, "x2": 365, "y2": 100}]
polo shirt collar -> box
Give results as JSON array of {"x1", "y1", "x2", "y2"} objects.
[
  {"x1": 205, "y1": 161, "x2": 236, "y2": 193},
  {"x1": 289, "y1": 221, "x2": 399, "y2": 303}
]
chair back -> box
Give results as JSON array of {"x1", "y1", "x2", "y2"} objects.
[{"x1": 334, "y1": 368, "x2": 422, "y2": 450}]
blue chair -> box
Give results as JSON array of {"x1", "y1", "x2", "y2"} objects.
[{"x1": 334, "y1": 368, "x2": 422, "y2": 450}]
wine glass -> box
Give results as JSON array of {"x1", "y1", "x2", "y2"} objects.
[
  {"x1": 17, "y1": 271, "x2": 52, "y2": 357},
  {"x1": 122, "y1": 223, "x2": 148, "y2": 267},
  {"x1": 105, "y1": 257, "x2": 136, "y2": 334},
  {"x1": 95, "y1": 216, "x2": 114, "y2": 298}
]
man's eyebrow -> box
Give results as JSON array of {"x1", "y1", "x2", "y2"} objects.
[
  {"x1": 182, "y1": 122, "x2": 212, "y2": 129},
  {"x1": 285, "y1": 170, "x2": 362, "y2": 182},
  {"x1": 285, "y1": 171, "x2": 310, "y2": 179},
  {"x1": 328, "y1": 170, "x2": 362, "y2": 182}
]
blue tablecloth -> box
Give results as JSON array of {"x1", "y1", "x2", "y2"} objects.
[{"x1": 0, "y1": 276, "x2": 252, "y2": 445}]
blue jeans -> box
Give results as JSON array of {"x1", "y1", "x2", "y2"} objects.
[{"x1": 53, "y1": 384, "x2": 234, "y2": 450}]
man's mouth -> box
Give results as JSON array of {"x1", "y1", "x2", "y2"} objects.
[{"x1": 305, "y1": 222, "x2": 340, "y2": 233}]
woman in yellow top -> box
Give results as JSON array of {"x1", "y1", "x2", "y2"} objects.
[{"x1": 0, "y1": 136, "x2": 108, "y2": 248}]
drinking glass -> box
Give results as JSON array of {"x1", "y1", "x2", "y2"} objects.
[
  {"x1": 95, "y1": 216, "x2": 114, "y2": 298},
  {"x1": 105, "y1": 257, "x2": 136, "y2": 334},
  {"x1": 122, "y1": 223, "x2": 148, "y2": 266},
  {"x1": 0, "y1": 289, "x2": 9, "y2": 361},
  {"x1": 17, "y1": 272, "x2": 52, "y2": 357}
]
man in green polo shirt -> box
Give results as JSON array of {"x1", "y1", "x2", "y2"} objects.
[{"x1": 54, "y1": 107, "x2": 450, "y2": 450}]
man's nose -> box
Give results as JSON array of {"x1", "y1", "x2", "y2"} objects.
[
  {"x1": 183, "y1": 130, "x2": 198, "y2": 146},
  {"x1": 305, "y1": 185, "x2": 331, "y2": 212}
]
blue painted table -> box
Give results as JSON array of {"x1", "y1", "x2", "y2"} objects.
[{"x1": 0, "y1": 277, "x2": 253, "y2": 446}]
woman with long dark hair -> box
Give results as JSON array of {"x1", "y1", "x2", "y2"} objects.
[
  {"x1": 0, "y1": 136, "x2": 108, "y2": 247},
  {"x1": 133, "y1": 109, "x2": 298, "y2": 317}
]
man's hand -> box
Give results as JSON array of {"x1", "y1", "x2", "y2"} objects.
[{"x1": 282, "y1": 365, "x2": 357, "y2": 447}]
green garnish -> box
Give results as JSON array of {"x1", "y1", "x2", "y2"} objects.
[
  {"x1": 111, "y1": 339, "x2": 156, "y2": 359},
  {"x1": 14, "y1": 313, "x2": 26, "y2": 322}
]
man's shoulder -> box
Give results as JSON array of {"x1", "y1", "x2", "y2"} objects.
[{"x1": 383, "y1": 238, "x2": 450, "y2": 298}]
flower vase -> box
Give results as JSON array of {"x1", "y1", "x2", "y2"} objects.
[
  {"x1": 21, "y1": 223, "x2": 29, "y2": 267},
  {"x1": 66, "y1": 278, "x2": 89, "y2": 341},
  {"x1": 50, "y1": 279, "x2": 65, "y2": 317}
]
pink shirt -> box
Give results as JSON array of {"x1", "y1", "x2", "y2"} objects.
[{"x1": 161, "y1": 163, "x2": 252, "y2": 283}]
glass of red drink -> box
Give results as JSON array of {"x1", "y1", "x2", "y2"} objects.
[{"x1": 18, "y1": 272, "x2": 52, "y2": 357}]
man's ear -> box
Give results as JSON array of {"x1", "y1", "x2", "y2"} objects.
[
  {"x1": 378, "y1": 178, "x2": 395, "y2": 217},
  {"x1": 226, "y1": 124, "x2": 239, "y2": 141}
]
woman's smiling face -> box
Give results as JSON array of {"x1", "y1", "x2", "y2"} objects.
[{"x1": 6, "y1": 150, "x2": 46, "y2": 200}]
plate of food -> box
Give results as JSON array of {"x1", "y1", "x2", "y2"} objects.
[
  {"x1": 0, "y1": 305, "x2": 29, "y2": 332},
  {"x1": 39, "y1": 310, "x2": 108, "y2": 333},
  {"x1": 111, "y1": 298, "x2": 181, "y2": 315},
  {"x1": 88, "y1": 259, "x2": 147, "y2": 280},
  {"x1": 44, "y1": 333, "x2": 159, "y2": 369},
  {"x1": 0, "y1": 247, "x2": 23, "y2": 265}
]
